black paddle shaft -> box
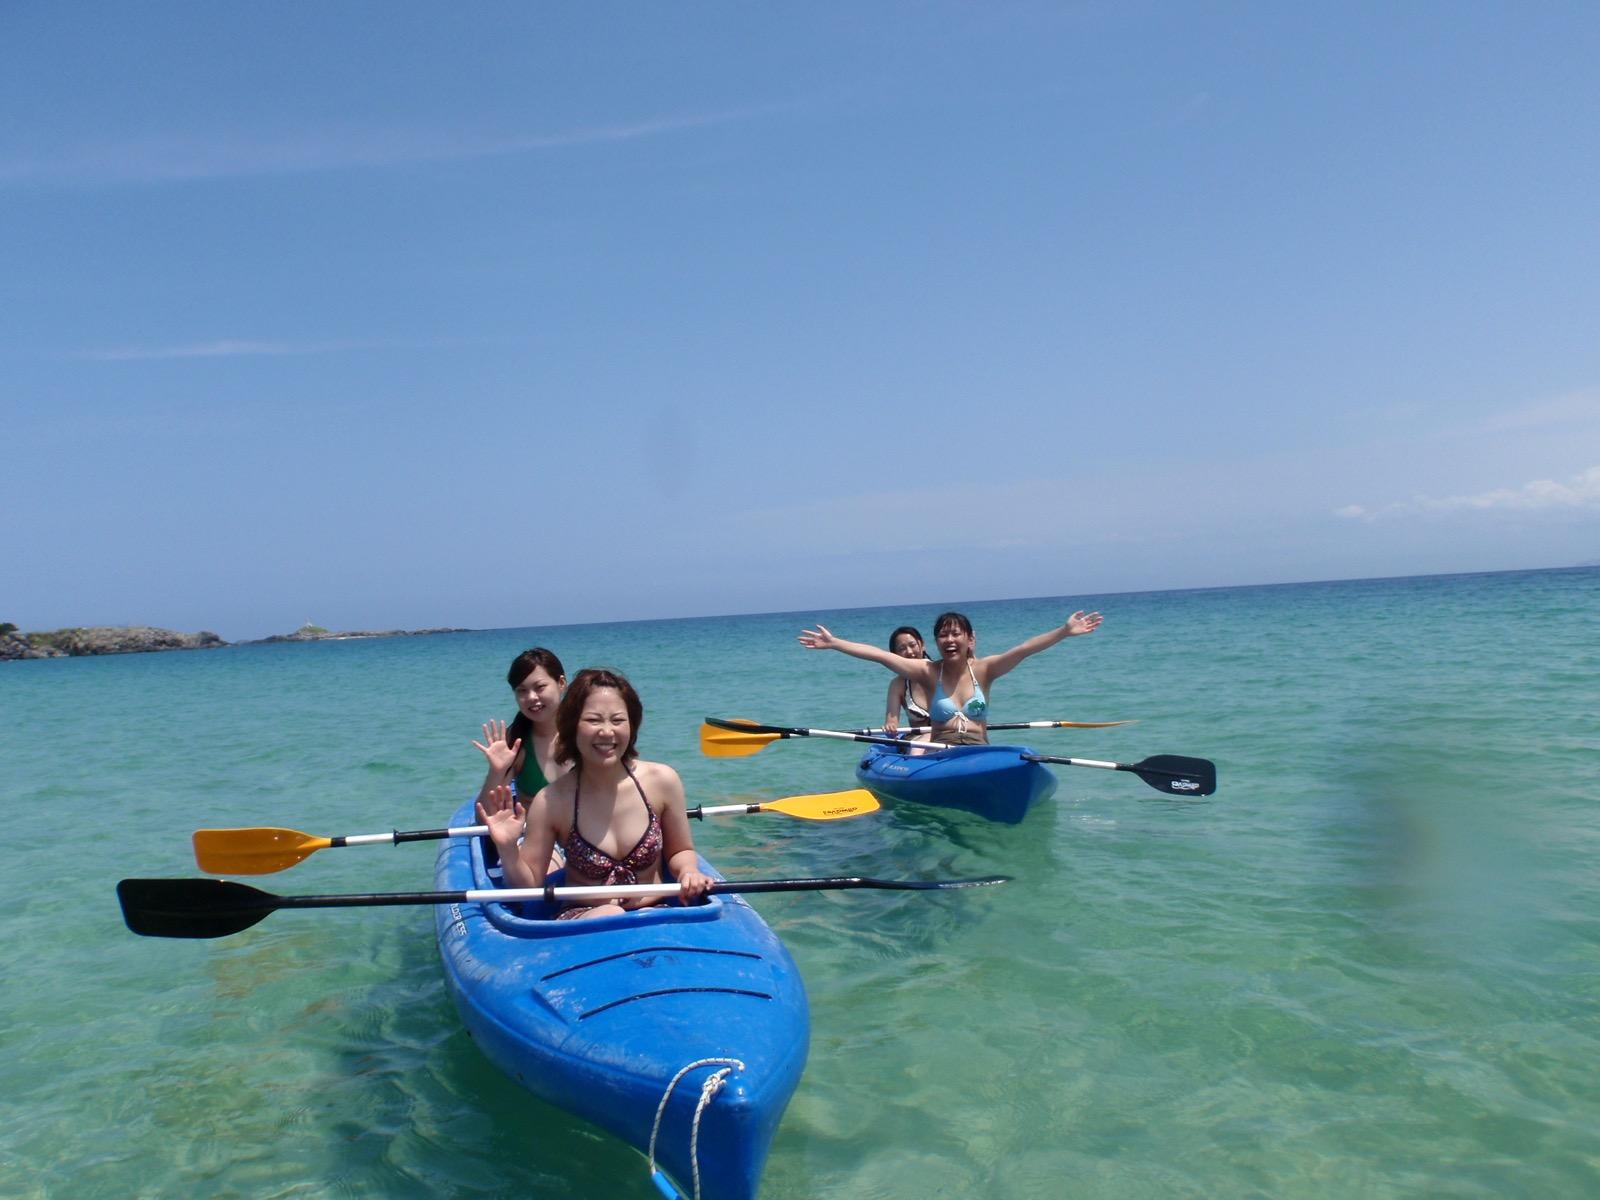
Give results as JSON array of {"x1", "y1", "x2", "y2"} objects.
[
  {"x1": 704, "y1": 717, "x2": 906, "y2": 749},
  {"x1": 117, "y1": 874, "x2": 1013, "y2": 940}
]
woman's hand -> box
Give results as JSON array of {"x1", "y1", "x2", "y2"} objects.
[
  {"x1": 472, "y1": 719, "x2": 521, "y2": 777},
  {"x1": 677, "y1": 867, "x2": 715, "y2": 902},
  {"x1": 475, "y1": 783, "x2": 525, "y2": 848},
  {"x1": 884, "y1": 712, "x2": 900, "y2": 734},
  {"x1": 1064, "y1": 611, "x2": 1103, "y2": 637},
  {"x1": 798, "y1": 624, "x2": 836, "y2": 650},
  {"x1": 619, "y1": 867, "x2": 713, "y2": 912}
]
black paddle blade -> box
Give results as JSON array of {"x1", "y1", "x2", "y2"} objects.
[
  {"x1": 117, "y1": 878, "x2": 278, "y2": 939},
  {"x1": 1134, "y1": 755, "x2": 1217, "y2": 797},
  {"x1": 896, "y1": 875, "x2": 1011, "y2": 890}
]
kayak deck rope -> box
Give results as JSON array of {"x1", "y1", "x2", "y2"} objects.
[{"x1": 647, "y1": 1056, "x2": 747, "y2": 1200}]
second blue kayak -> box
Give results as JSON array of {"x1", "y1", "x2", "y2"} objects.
[
  {"x1": 433, "y1": 798, "x2": 809, "y2": 1200},
  {"x1": 855, "y1": 741, "x2": 1056, "y2": 823}
]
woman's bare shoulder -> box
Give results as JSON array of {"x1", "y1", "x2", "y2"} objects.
[
  {"x1": 537, "y1": 772, "x2": 578, "y2": 807},
  {"x1": 632, "y1": 757, "x2": 680, "y2": 779},
  {"x1": 633, "y1": 759, "x2": 685, "y2": 794}
]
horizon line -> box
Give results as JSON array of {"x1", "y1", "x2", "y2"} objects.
[{"x1": 8, "y1": 560, "x2": 1590, "y2": 645}]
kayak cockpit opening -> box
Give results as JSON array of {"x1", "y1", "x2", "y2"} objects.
[{"x1": 470, "y1": 832, "x2": 729, "y2": 936}]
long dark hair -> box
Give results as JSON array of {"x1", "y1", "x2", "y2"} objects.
[
  {"x1": 888, "y1": 625, "x2": 931, "y2": 658},
  {"x1": 554, "y1": 668, "x2": 643, "y2": 766},
  {"x1": 505, "y1": 647, "x2": 566, "y2": 753},
  {"x1": 933, "y1": 611, "x2": 974, "y2": 639}
]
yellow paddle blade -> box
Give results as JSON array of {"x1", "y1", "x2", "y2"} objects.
[
  {"x1": 699, "y1": 720, "x2": 781, "y2": 757},
  {"x1": 760, "y1": 789, "x2": 880, "y2": 821},
  {"x1": 192, "y1": 828, "x2": 334, "y2": 875}
]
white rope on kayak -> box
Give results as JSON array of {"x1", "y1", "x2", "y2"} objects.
[{"x1": 646, "y1": 1056, "x2": 746, "y2": 1200}]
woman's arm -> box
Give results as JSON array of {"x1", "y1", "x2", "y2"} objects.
[
  {"x1": 799, "y1": 624, "x2": 924, "y2": 678},
  {"x1": 982, "y1": 611, "x2": 1103, "y2": 681},
  {"x1": 651, "y1": 765, "x2": 714, "y2": 903},
  {"x1": 477, "y1": 783, "x2": 553, "y2": 890},
  {"x1": 884, "y1": 677, "x2": 907, "y2": 732},
  {"x1": 472, "y1": 719, "x2": 523, "y2": 806}
]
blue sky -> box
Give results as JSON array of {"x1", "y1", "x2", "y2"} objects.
[{"x1": 5, "y1": 3, "x2": 1597, "y2": 640}]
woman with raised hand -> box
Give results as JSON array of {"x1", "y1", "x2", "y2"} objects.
[
  {"x1": 472, "y1": 647, "x2": 568, "y2": 807},
  {"x1": 477, "y1": 668, "x2": 713, "y2": 919},
  {"x1": 801, "y1": 608, "x2": 1104, "y2": 745}
]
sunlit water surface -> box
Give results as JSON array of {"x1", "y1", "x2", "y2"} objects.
[{"x1": 3, "y1": 567, "x2": 1595, "y2": 1197}]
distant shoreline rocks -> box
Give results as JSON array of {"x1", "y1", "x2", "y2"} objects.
[
  {"x1": 0, "y1": 621, "x2": 469, "y2": 661},
  {"x1": 0, "y1": 624, "x2": 226, "y2": 660},
  {"x1": 246, "y1": 623, "x2": 471, "y2": 644}
]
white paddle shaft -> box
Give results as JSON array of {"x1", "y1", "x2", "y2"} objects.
[
  {"x1": 340, "y1": 825, "x2": 487, "y2": 847},
  {"x1": 467, "y1": 882, "x2": 685, "y2": 902},
  {"x1": 697, "y1": 802, "x2": 759, "y2": 817}
]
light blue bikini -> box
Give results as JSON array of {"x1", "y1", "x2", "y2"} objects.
[{"x1": 930, "y1": 660, "x2": 988, "y2": 728}]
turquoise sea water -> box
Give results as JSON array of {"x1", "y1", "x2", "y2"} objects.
[{"x1": 2, "y1": 567, "x2": 1596, "y2": 1198}]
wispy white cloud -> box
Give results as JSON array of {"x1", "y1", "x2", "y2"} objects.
[
  {"x1": 1170, "y1": 90, "x2": 1217, "y2": 127},
  {"x1": 0, "y1": 107, "x2": 769, "y2": 187},
  {"x1": 1477, "y1": 389, "x2": 1600, "y2": 435},
  {"x1": 1346, "y1": 387, "x2": 1600, "y2": 446},
  {"x1": 727, "y1": 479, "x2": 1057, "y2": 556},
  {"x1": 68, "y1": 336, "x2": 493, "y2": 361},
  {"x1": 1336, "y1": 465, "x2": 1600, "y2": 521},
  {"x1": 75, "y1": 339, "x2": 377, "y2": 362},
  {"x1": 725, "y1": 474, "x2": 1208, "y2": 558}
]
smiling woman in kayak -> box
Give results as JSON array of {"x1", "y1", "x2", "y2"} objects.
[
  {"x1": 800, "y1": 609, "x2": 1104, "y2": 745},
  {"x1": 478, "y1": 667, "x2": 714, "y2": 919},
  {"x1": 472, "y1": 647, "x2": 569, "y2": 806},
  {"x1": 883, "y1": 625, "x2": 934, "y2": 736}
]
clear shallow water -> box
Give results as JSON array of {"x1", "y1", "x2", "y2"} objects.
[{"x1": 2, "y1": 568, "x2": 1597, "y2": 1198}]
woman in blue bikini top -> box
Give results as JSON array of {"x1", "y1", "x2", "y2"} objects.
[
  {"x1": 477, "y1": 668, "x2": 714, "y2": 919},
  {"x1": 801, "y1": 607, "x2": 1104, "y2": 746}
]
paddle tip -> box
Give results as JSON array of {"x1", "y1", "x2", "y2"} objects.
[{"x1": 928, "y1": 875, "x2": 1012, "y2": 889}]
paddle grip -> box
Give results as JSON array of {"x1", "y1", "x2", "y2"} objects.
[
  {"x1": 687, "y1": 803, "x2": 763, "y2": 820},
  {"x1": 393, "y1": 827, "x2": 455, "y2": 844}
]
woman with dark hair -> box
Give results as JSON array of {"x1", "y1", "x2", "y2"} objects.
[
  {"x1": 477, "y1": 668, "x2": 714, "y2": 919},
  {"x1": 471, "y1": 647, "x2": 568, "y2": 807},
  {"x1": 883, "y1": 626, "x2": 933, "y2": 735},
  {"x1": 800, "y1": 608, "x2": 1103, "y2": 745}
]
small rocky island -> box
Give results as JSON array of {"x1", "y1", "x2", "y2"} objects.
[
  {"x1": 248, "y1": 623, "x2": 470, "y2": 644},
  {"x1": 1, "y1": 621, "x2": 469, "y2": 661},
  {"x1": 0, "y1": 624, "x2": 226, "y2": 660}
]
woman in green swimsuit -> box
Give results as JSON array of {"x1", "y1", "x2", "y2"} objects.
[
  {"x1": 473, "y1": 646, "x2": 570, "y2": 807},
  {"x1": 800, "y1": 608, "x2": 1103, "y2": 745}
]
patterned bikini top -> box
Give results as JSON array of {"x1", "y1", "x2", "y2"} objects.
[
  {"x1": 563, "y1": 763, "x2": 663, "y2": 885},
  {"x1": 902, "y1": 675, "x2": 932, "y2": 722}
]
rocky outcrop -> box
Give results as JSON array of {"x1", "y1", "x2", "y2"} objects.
[
  {"x1": 250, "y1": 623, "x2": 469, "y2": 644},
  {"x1": 0, "y1": 626, "x2": 227, "y2": 660},
  {"x1": 0, "y1": 621, "x2": 470, "y2": 660},
  {"x1": 0, "y1": 631, "x2": 63, "y2": 660}
]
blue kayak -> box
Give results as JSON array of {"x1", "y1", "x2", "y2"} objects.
[
  {"x1": 855, "y1": 741, "x2": 1056, "y2": 824},
  {"x1": 433, "y1": 798, "x2": 809, "y2": 1200}
]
